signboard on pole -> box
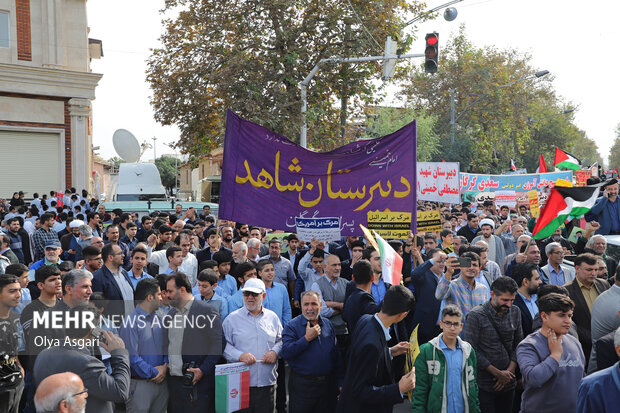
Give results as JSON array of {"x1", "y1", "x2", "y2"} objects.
[
  {"x1": 417, "y1": 162, "x2": 460, "y2": 204},
  {"x1": 576, "y1": 170, "x2": 591, "y2": 186},
  {"x1": 528, "y1": 190, "x2": 540, "y2": 218},
  {"x1": 367, "y1": 211, "x2": 412, "y2": 239},
  {"x1": 295, "y1": 217, "x2": 341, "y2": 242},
  {"x1": 494, "y1": 190, "x2": 517, "y2": 208},
  {"x1": 416, "y1": 210, "x2": 442, "y2": 233}
]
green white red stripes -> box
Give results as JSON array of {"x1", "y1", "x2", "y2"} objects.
[
  {"x1": 373, "y1": 231, "x2": 403, "y2": 285},
  {"x1": 215, "y1": 362, "x2": 250, "y2": 413},
  {"x1": 532, "y1": 186, "x2": 600, "y2": 240}
]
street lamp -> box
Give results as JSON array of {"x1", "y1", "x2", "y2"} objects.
[
  {"x1": 403, "y1": 0, "x2": 464, "y2": 27},
  {"x1": 528, "y1": 108, "x2": 574, "y2": 124},
  {"x1": 449, "y1": 70, "x2": 550, "y2": 145}
]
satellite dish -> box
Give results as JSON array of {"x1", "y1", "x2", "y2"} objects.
[{"x1": 113, "y1": 129, "x2": 141, "y2": 163}]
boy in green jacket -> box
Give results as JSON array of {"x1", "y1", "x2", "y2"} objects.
[{"x1": 412, "y1": 304, "x2": 480, "y2": 413}]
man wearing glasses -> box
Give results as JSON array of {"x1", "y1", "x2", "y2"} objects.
[
  {"x1": 34, "y1": 372, "x2": 88, "y2": 413},
  {"x1": 223, "y1": 278, "x2": 283, "y2": 413},
  {"x1": 412, "y1": 304, "x2": 481, "y2": 413},
  {"x1": 542, "y1": 242, "x2": 575, "y2": 285}
]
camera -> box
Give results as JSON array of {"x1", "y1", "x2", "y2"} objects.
[{"x1": 182, "y1": 361, "x2": 198, "y2": 387}]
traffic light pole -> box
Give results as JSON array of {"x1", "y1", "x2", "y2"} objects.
[{"x1": 300, "y1": 53, "x2": 423, "y2": 148}]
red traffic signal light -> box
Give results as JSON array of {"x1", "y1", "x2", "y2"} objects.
[{"x1": 424, "y1": 33, "x2": 439, "y2": 73}]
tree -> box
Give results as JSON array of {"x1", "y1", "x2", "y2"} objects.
[
  {"x1": 570, "y1": 132, "x2": 604, "y2": 168},
  {"x1": 155, "y1": 156, "x2": 178, "y2": 193},
  {"x1": 107, "y1": 156, "x2": 123, "y2": 169},
  {"x1": 364, "y1": 107, "x2": 440, "y2": 161},
  {"x1": 146, "y1": 0, "x2": 424, "y2": 155},
  {"x1": 607, "y1": 124, "x2": 620, "y2": 170},
  {"x1": 398, "y1": 26, "x2": 579, "y2": 173}
]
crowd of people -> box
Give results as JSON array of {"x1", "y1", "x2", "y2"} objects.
[{"x1": 0, "y1": 182, "x2": 619, "y2": 413}]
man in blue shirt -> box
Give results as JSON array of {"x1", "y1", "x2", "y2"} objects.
[
  {"x1": 119, "y1": 278, "x2": 169, "y2": 413},
  {"x1": 194, "y1": 268, "x2": 228, "y2": 320},
  {"x1": 257, "y1": 258, "x2": 291, "y2": 413},
  {"x1": 127, "y1": 246, "x2": 153, "y2": 290},
  {"x1": 226, "y1": 261, "x2": 257, "y2": 313},
  {"x1": 586, "y1": 181, "x2": 620, "y2": 235},
  {"x1": 282, "y1": 290, "x2": 340, "y2": 412},
  {"x1": 514, "y1": 263, "x2": 542, "y2": 337}
]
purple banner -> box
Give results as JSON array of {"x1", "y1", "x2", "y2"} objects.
[{"x1": 219, "y1": 111, "x2": 417, "y2": 236}]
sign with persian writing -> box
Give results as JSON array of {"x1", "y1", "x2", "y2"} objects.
[
  {"x1": 367, "y1": 211, "x2": 412, "y2": 239},
  {"x1": 417, "y1": 162, "x2": 460, "y2": 204},
  {"x1": 460, "y1": 171, "x2": 572, "y2": 193},
  {"x1": 219, "y1": 111, "x2": 416, "y2": 236},
  {"x1": 416, "y1": 210, "x2": 442, "y2": 233},
  {"x1": 295, "y1": 217, "x2": 341, "y2": 242}
]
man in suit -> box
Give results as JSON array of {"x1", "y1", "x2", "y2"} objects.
[
  {"x1": 334, "y1": 236, "x2": 359, "y2": 263},
  {"x1": 342, "y1": 260, "x2": 379, "y2": 334},
  {"x1": 586, "y1": 180, "x2": 620, "y2": 235},
  {"x1": 337, "y1": 285, "x2": 416, "y2": 413},
  {"x1": 541, "y1": 242, "x2": 576, "y2": 285},
  {"x1": 166, "y1": 272, "x2": 222, "y2": 412},
  {"x1": 513, "y1": 262, "x2": 542, "y2": 337},
  {"x1": 564, "y1": 253, "x2": 610, "y2": 366},
  {"x1": 92, "y1": 243, "x2": 135, "y2": 318},
  {"x1": 409, "y1": 248, "x2": 445, "y2": 344},
  {"x1": 33, "y1": 304, "x2": 131, "y2": 413}
]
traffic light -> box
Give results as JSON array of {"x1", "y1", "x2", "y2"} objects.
[{"x1": 424, "y1": 32, "x2": 439, "y2": 73}]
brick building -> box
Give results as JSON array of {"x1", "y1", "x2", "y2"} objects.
[{"x1": 0, "y1": 0, "x2": 102, "y2": 198}]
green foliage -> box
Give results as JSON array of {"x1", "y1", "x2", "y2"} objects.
[
  {"x1": 365, "y1": 107, "x2": 440, "y2": 161},
  {"x1": 608, "y1": 125, "x2": 620, "y2": 170},
  {"x1": 155, "y1": 156, "x2": 178, "y2": 192},
  {"x1": 147, "y1": 0, "x2": 425, "y2": 155},
  {"x1": 398, "y1": 26, "x2": 602, "y2": 173},
  {"x1": 107, "y1": 156, "x2": 123, "y2": 169}
]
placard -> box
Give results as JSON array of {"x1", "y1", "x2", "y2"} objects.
[
  {"x1": 494, "y1": 190, "x2": 517, "y2": 208},
  {"x1": 295, "y1": 217, "x2": 341, "y2": 242},
  {"x1": 417, "y1": 162, "x2": 460, "y2": 204},
  {"x1": 367, "y1": 210, "x2": 412, "y2": 239},
  {"x1": 528, "y1": 190, "x2": 540, "y2": 218},
  {"x1": 416, "y1": 210, "x2": 442, "y2": 233}
]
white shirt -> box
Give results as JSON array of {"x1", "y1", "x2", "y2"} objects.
[{"x1": 147, "y1": 247, "x2": 198, "y2": 285}]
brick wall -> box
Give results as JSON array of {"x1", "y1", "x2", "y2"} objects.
[
  {"x1": 0, "y1": 92, "x2": 71, "y2": 187},
  {"x1": 16, "y1": 0, "x2": 32, "y2": 61}
]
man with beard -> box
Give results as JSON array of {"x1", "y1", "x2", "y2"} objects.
[
  {"x1": 463, "y1": 277, "x2": 523, "y2": 413},
  {"x1": 282, "y1": 290, "x2": 340, "y2": 412},
  {"x1": 513, "y1": 263, "x2": 543, "y2": 337},
  {"x1": 223, "y1": 278, "x2": 283, "y2": 413},
  {"x1": 220, "y1": 225, "x2": 234, "y2": 250},
  {"x1": 232, "y1": 241, "x2": 249, "y2": 264},
  {"x1": 473, "y1": 219, "x2": 506, "y2": 267},
  {"x1": 234, "y1": 222, "x2": 249, "y2": 242}
]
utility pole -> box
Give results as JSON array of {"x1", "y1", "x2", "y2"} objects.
[{"x1": 152, "y1": 136, "x2": 157, "y2": 161}]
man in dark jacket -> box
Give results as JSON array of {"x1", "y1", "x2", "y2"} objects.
[
  {"x1": 337, "y1": 285, "x2": 415, "y2": 413},
  {"x1": 342, "y1": 260, "x2": 379, "y2": 334}
]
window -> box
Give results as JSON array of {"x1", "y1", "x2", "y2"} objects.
[{"x1": 0, "y1": 12, "x2": 8, "y2": 48}]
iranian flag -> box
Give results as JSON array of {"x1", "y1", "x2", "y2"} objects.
[
  {"x1": 554, "y1": 148, "x2": 580, "y2": 171},
  {"x1": 373, "y1": 231, "x2": 403, "y2": 285},
  {"x1": 510, "y1": 159, "x2": 517, "y2": 171},
  {"x1": 215, "y1": 362, "x2": 250, "y2": 413},
  {"x1": 532, "y1": 185, "x2": 600, "y2": 240}
]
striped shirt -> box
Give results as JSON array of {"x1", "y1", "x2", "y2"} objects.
[
  {"x1": 435, "y1": 275, "x2": 488, "y2": 319},
  {"x1": 32, "y1": 227, "x2": 60, "y2": 261}
]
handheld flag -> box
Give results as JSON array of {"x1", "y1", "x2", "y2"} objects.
[
  {"x1": 404, "y1": 324, "x2": 421, "y2": 402},
  {"x1": 373, "y1": 230, "x2": 403, "y2": 286},
  {"x1": 359, "y1": 224, "x2": 379, "y2": 252},
  {"x1": 554, "y1": 148, "x2": 580, "y2": 171},
  {"x1": 215, "y1": 363, "x2": 250, "y2": 413},
  {"x1": 537, "y1": 154, "x2": 547, "y2": 173},
  {"x1": 532, "y1": 185, "x2": 601, "y2": 240},
  {"x1": 510, "y1": 159, "x2": 517, "y2": 171}
]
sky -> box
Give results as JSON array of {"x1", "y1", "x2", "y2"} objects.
[{"x1": 87, "y1": 0, "x2": 620, "y2": 165}]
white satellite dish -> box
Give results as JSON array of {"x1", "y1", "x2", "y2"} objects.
[{"x1": 113, "y1": 129, "x2": 141, "y2": 163}]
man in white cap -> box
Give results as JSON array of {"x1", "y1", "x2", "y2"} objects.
[
  {"x1": 223, "y1": 278, "x2": 283, "y2": 413},
  {"x1": 473, "y1": 218, "x2": 506, "y2": 266}
]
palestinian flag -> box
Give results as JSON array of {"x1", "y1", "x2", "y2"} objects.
[
  {"x1": 510, "y1": 159, "x2": 517, "y2": 171},
  {"x1": 373, "y1": 230, "x2": 403, "y2": 286},
  {"x1": 532, "y1": 185, "x2": 600, "y2": 240},
  {"x1": 554, "y1": 148, "x2": 580, "y2": 170},
  {"x1": 215, "y1": 363, "x2": 250, "y2": 413},
  {"x1": 537, "y1": 154, "x2": 547, "y2": 173}
]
